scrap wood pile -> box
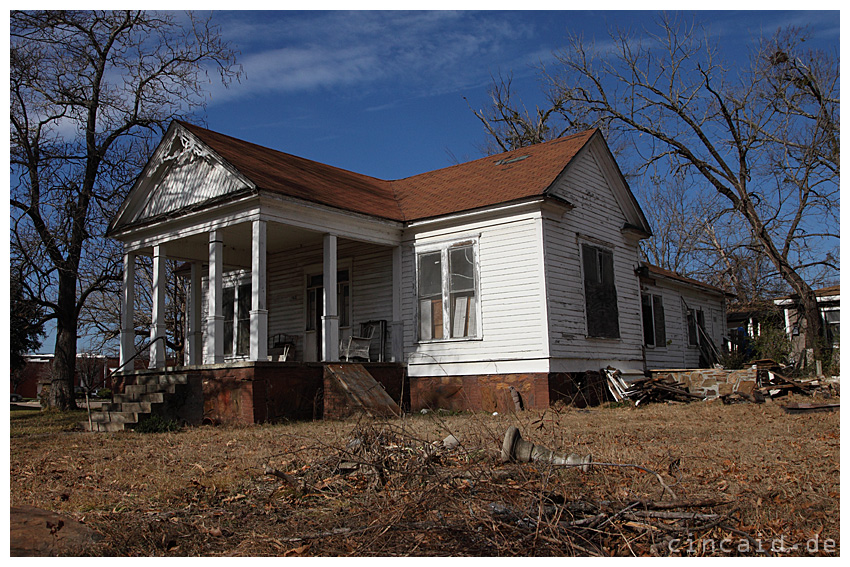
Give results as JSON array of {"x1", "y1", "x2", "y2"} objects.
[
  {"x1": 258, "y1": 421, "x2": 755, "y2": 556},
  {"x1": 604, "y1": 368, "x2": 704, "y2": 406},
  {"x1": 721, "y1": 370, "x2": 838, "y2": 405}
]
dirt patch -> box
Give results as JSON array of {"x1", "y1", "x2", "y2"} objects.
[{"x1": 9, "y1": 394, "x2": 840, "y2": 556}]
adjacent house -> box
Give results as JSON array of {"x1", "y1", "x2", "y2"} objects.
[
  {"x1": 774, "y1": 284, "x2": 840, "y2": 360},
  {"x1": 105, "y1": 121, "x2": 729, "y2": 423}
]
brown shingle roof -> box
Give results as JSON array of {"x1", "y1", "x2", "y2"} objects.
[
  {"x1": 391, "y1": 131, "x2": 595, "y2": 220},
  {"x1": 178, "y1": 122, "x2": 403, "y2": 220},
  {"x1": 178, "y1": 121, "x2": 595, "y2": 222},
  {"x1": 644, "y1": 263, "x2": 732, "y2": 297}
]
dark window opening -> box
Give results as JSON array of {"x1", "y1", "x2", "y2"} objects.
[
  {"x1": 687, "y1": 307, "x2": 705, "y2": 347},
  {"x1": 582, "y1": 244, "x2": 619, "y2": 338},
  {"x1": 642, "y1": 293, "x2": 666, "y2": 347}
]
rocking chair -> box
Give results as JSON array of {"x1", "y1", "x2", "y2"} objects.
[
  {"x1": 268, "y1": 333, "x2": 297, "y2": 362},
  {"x1": 339, "y1": 322, "x2": 377, "y2": 362}
]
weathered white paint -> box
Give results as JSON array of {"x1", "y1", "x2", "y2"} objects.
[
  {"x1": 149, "y1": 244, "x2": 167, "y2": 369},
  {"x1": 206, "y1": 230, "x2": 225, "y2": 364},
  {"x1": 263, "y1": 239, "x2": 394, "y2": 362},
  {"x1": 404, "y1": 210, "x2": 550, "y2": 376},
  {"x1": 322, "y1": 234, "x2": 339, "y2": 361},
  {"x1": 642, "y1": 277, "x2": 727, "y2": 370},
  {"x1": 111, "y1": 124, "x2": 255, "y2": 234},
  {"x1": 542, "y1": 146, "x2": 646, "y2": 373},
  {"x1": 119, "y1": 251, "x2": 136, "y2": 369},
  {"x1": 250, "y1": 219, "x2": 268, "y2": 361},
  {"x1": 391, "y1": 245, "x2": 403, "y2": 362}
]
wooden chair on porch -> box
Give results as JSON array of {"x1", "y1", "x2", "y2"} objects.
[
  {"x1": 268, "y1": 333, "x2": 297, "y2": 362},
  {"x1": 340, "y1": 321, "x2": 379, "y2": 362}
]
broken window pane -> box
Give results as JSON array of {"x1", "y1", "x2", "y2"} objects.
[
  {"x1": 450, "y1": 246, "x2": 476, "y2": 338},
  {"x1": 687, "y1": 308, "x2": 703, "y2": 346},
  {"x1": 418, "y1": 252, "x2": 442, "y2": 340},
  {"x1": 417, "y1": 244, "x2": 480, "y2": 341}
]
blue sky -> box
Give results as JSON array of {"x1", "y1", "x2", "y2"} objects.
[{"x1": 190, "y1": 8, "x2": 840, "y2": 180}]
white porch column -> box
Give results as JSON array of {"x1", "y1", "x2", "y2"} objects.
[
  {"x1": 186, "y1": 262, "x2": 203, "y2": 365},
  {"x1": 205, "y1": 230, "x2": 225, "y2": 364},
  {"x1": 250, "y1": 219, "x2": 268, "y2": 361},
  {"x1": 391, "y1": 245, "x2": 404, "y2": 363},
  {"x1": 322, "y1": 233, "x2": 339, "y2": 362},
  {"x1": 149, "y1": 244, "x2": 167, "y2": 369},
  {"x1": 119, "y1": 251, "x2": 136, "y2": 370}
]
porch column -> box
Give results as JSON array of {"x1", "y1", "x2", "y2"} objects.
[
  {"x1": 391, "y1": 245, "x2": 404, "y2": 363},
  {"x1": 149, "y1": 244, "x2": 167, "y2": 369},
  {"x1": 250, "y1": 219, "x2": 268, "y2": 361},
  {"x1": 186, "y1": 262, "x2": 203, "y2": 365},
  {"x1": 322, "y1": 233, "x2": 339, "y2": 361},
  {"x1": 119, "y1": 251, "x2": 136, "y2": 370},
  {"x1": 205, "y1": 230, "x2": 225, "y2": 364}
]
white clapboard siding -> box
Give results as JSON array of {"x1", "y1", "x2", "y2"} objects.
[
  {"x1": 403, "y1": 213, "x2": 549, "y2": 373},
  {"x1": 542, "y1": 146, "x2": 645, "y2": 367},
  {"x1": 264, "y1": 239, "x2": 394, "y2": 361},
  {"x1": 133, "y1": 138, "x2": 249, "y2": 225},
  {"x1": 643, "y1": 280, "x2": 727, "y2": 370}
]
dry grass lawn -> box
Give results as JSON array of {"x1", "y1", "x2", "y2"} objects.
[{"x1": 9, "y1": 394, "x2": 840, "y2": 556}]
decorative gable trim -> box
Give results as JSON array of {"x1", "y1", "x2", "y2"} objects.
[{"x1": 108, "y1": 122, "x2": 256, "y2": 236}]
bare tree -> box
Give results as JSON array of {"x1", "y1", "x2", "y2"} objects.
[
  {"x1": 10, "y1": 10, "x2": 240, "y2": 410},
  {"x1": 79, "y1": 256, "x2": 188, "y2": 365},
  {"x1": 472, "y1": 15, "x2": 838, "y2": 358}
]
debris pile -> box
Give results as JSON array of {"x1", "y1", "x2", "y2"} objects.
[
  {"x1": 721, "y1": 370, "x2": 838, "y2": 405},
  {"x1": 605, "y1": 369, "x2": 704, "y2": 406}
]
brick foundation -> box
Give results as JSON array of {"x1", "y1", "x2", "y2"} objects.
[
  {"x1": 409, "y1": 373, "x2": 551, "y2": 413},
  {"x1": 120, "y1": 362, "x2": 406, "y2": 425}
]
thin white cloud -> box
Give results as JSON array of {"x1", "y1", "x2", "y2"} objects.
[{"x1": 205, "y1": 11, "x2": 540, "y2": 105}]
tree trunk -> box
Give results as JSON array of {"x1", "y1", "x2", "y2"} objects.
[{"x1": 46, "y1": 275, "x2": 79, "y2": 411}]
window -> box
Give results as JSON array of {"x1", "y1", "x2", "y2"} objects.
[
  {"x1": 823, "y1": 308, "x2": 839, "y2": 346},
  {"x1": 582, "y1": 244, "x2": 619, "y2": 338},
  {"x1": 417, "y1": 241, "x2": 479, "y2": 341},
  {"x1": 223, "y1": 280, "x2": 251, "y2": 357},
  {"x1": 686, "y1": 307, "x2": 705, "y2": 347},
  {"x1": 642, "y1": 293, "x2": 666, "y2": 347}
]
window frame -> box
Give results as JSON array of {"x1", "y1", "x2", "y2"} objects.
[
  {"x1": 580, "y1": 242, "x2": 620, "y2": 339},
  {"x1": 221, "y1": 271, "x2": 252, "y2": 359},
  {"x1": 641, "y1": 292, "x2": 666, "y2": 348},
  {"x1": 415, "y1": 237, "x2": 482, "y2": 343},
  {"x1": 686, "y1": 306, "x2": 705, "y2": 347}
]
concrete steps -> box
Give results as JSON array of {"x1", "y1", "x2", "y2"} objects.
[{"x1": 81, "y1": 373, "x2": 188, "y2": 432}]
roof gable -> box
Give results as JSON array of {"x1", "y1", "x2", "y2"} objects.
[{"x1": 110, "y1": 123, "x2": 255, "y2": 233}]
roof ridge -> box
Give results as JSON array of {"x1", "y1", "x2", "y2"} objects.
[{"x1": 177, "y1": 120, "x2": 392, "y2": 185}]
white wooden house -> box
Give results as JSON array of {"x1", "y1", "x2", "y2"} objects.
[{"x1": 107, "y1": 121, "x2": 728, "y2": 417}]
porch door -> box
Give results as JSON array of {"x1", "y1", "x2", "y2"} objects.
[
  {"x1": 305, "y1": 270, "x2": 351, "y2": 362},
  {"x1": 306, "y1": 275, "x2": 323, "y2": 362}
]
